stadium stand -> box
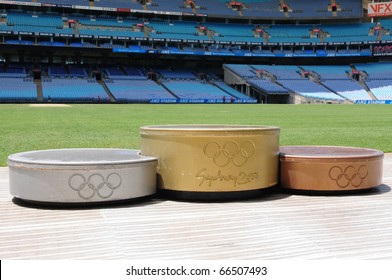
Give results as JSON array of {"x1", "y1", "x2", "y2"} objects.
[
  {"x1": 1, "y1": 0, "x2": 363, "y2": 19},
  {"x1": 42, "y1": 79, "x2": 106, "y2": 102},
  {"x1": 67, "y1": 65, "x2": 88, "y2": 78},
  {"x1": 105, "y1": 66, "x2": 126, "y2": 77},
  {"x1": 48, "y1": 65, "x2": 67, "y2": 78},
  {"x1": 0, "y1": 64, "x2": 26, "y2": 77},
  {"x1": 224, "y1": 64, "x2": 257, "y2": 79},
  {"x1": 0, "y1": 77, "x2": 37, "y2": 102},
  {"x1": 224, "y1": 64, "x2": 348, "y2": 102},
  {"x1": 365, "y1": 80, "x2": 392, "y2": 100},
  {"x1": 354, "y1": 62, "x2": 392, "y2": 80},
  {"x1": 162, "y1": 80, "x2": 233, "y2": 100},
  {"x1": 278, "y1": 79, "x2": 344, "y2": 101},
  {"x1": 0, "y1": 8, "x2": 383, "y2": 55},
  {"x1": 214, "y1": 81, "x2": 256, "y2": 100},
  {"x1": 0, "y1": 1, "x2": 391, "y2": 104},
  {"x1": 105, "y1": 79, "x2": 175, "y2": 103},
  {"x1": 247, "y1": 78, "x2": 289, "y2": 94},
  {"x1": 354, "y1": 62, "x2": 392, "y2": 100},
  {"x1": 123, "y1": 67, "x2": 147, "y2": 79},
  {"x1": 145, "y1": 0, "x2": 185, "y2": 13},
  {"x1": 300, "y1": 65, "x2": 351, "y2": 80},
  {"x1": 298, "y1": 65, "x2": 372, "y2": 101},
  {"x1": 157, "y1": 68, "x2": 197, "y2": 80},
  {"x1": 321, "y1": 79, "x2": 372, "y2": 101},
  {"x1": 251, "y1": 65, "x2": 302, "y2": 80}
]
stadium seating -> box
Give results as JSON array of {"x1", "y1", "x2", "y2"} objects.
[
  {"x1": 0, "y1": 8, "x2": 380, "y2": 52},
  {"x1": 123, "y1": 67, "x2": 147, "y2": 79},
  {"x1": 224, "y1": 64, "x2": 257, "y2": 79},
  {"x1": 354, "y1": 62, "x2": 392, "y2": 80},
  {"x1": 162, "y1": 80, "x2": 233, "y2": 100},
  {"x1": 0, "y1": 77, "x2": 37, "y2": 102},
  {"x1": 247, "y1": 78, "x2": 289, "y2": 94},
  {"x1": 278, "y1": 79, "x2": 344, "y2": 101},
  {"x1": 5, "y1": 0, "x2": 362, "y2": 19},
  {"x1": 321, "y1": 80, "x2": 372, "y2": 101},
  {"x1": 214, "y1": 81, "x2": 256, "y2": 100},
  {"x1": 67, "y1": 65, "x2": 88, "y2": 78},
  {"x1": 365, "y1": 80, "x2": 392, "y2": 100},
  {"x1": 91, "y1": 0, "x2": 141, "y2": 9},
  {"x1": 157, "y1": 68, "x2": 197, "y2": 80},
  {"x1": 0, "y1": 64, "x2": 26, "y2": 77},
  {"x1": 48, "y1": 65, "x2": 67, "y2": 78},
  {"x1": 301, "y1": 65, "x2": 351, "y2": 80},
  {"x1": 105, "y1": 79, "x2": 175, "y2": 102},
  {"x1": 1, "y1": 1, "x2": 391, "y2": 105},
  {"x1": 103, "y1": 66, "x2": 123, "y2": 76},
  {"x1": 251, "y1": 65, "x2": 302, "y2": 80},
  {"x1": 42, "y1": 79, "x2": 106, "y2": 102},
  {"x1": 354, "y1": 62, "x2": 392, "y2": 100},
  {"x1": 6, "y1": 13, "x2": 63, "y2": 27},
  {"x1": 298, "y1": 65, "x2": 371, "y2": 101},
  {"x1": 225, "y1": 64, "x2": 348, "y2": 101},
  {"x1": 5, "y1": 13, "x2": 74, "y2": 35},
  {"x1": 145, "y1": 1, "x2": 185, "y2": 13}
]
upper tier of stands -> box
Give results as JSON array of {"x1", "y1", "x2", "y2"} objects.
[
  {"x1": 5, "y1": 0, "x2": 362, "y2": 19},
  {"x1": 0, "y1": 11, "x2": 388, "y2": 54}
]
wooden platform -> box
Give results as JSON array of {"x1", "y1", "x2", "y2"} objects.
[{"x1": 1, "y1": 154, "x2": 392, "y2": 260}]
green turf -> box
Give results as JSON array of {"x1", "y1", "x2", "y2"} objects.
[{"x1": 0, "y1": 103, "x2": 391, "y2": 166}]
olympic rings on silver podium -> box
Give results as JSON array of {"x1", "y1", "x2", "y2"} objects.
[{"x1": 68, "y1": 173, "x2": 122, "y2": 200}]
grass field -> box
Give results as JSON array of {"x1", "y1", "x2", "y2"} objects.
[{"x1": 0, "y1": 103, "x2": 391, "y2": 166}]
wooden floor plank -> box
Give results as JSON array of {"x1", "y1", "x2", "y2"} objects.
[{"x1": 1, "y1": 154, "x2": 391, "y2": 259}]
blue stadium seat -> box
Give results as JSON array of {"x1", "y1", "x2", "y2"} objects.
[
  {"x1": 106, "y1": 79, "x2": 174, "y2": 102},
  {"x1": 42, "y1": 79, "x2": 105, "y2": 102},
  {"x1": 0, "y1": 77, "x2": 37, "y2": 102}
]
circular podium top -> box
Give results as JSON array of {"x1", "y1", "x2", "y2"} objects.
[
  {"x1": 280, "y1": 146, "x2": 384, "y2": 161},
  {"x1": 8, "y1": 148, "x2": 156, "y2": 167},
  {"x1": 141, "y1": 124, "x2": 279, "y2": 132},
  {"x1": 140, "y1": 125, "x2": 280, "y2": 137}
]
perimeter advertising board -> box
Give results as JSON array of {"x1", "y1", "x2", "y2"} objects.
[{"x1": 355, "y1": 100, "x2": 392, "y2": 104}]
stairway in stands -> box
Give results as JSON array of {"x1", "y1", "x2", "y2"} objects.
[
  {"x1": 98, "y1": 80, "x2": 116, "y2": 103},
  {"x1": 34, "y1": 79, "x2": 43, "y2": 102}
]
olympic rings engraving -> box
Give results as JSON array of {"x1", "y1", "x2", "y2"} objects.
[
  {"x1": 328, "y1": 165, "x2": 368, "y2": 188},
  {"x1": 68, "y1": 173, "x2": 122, "y2": 200},
  {"x1": 203, "y1": 140, "x2": 256, "y2": 167}
]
